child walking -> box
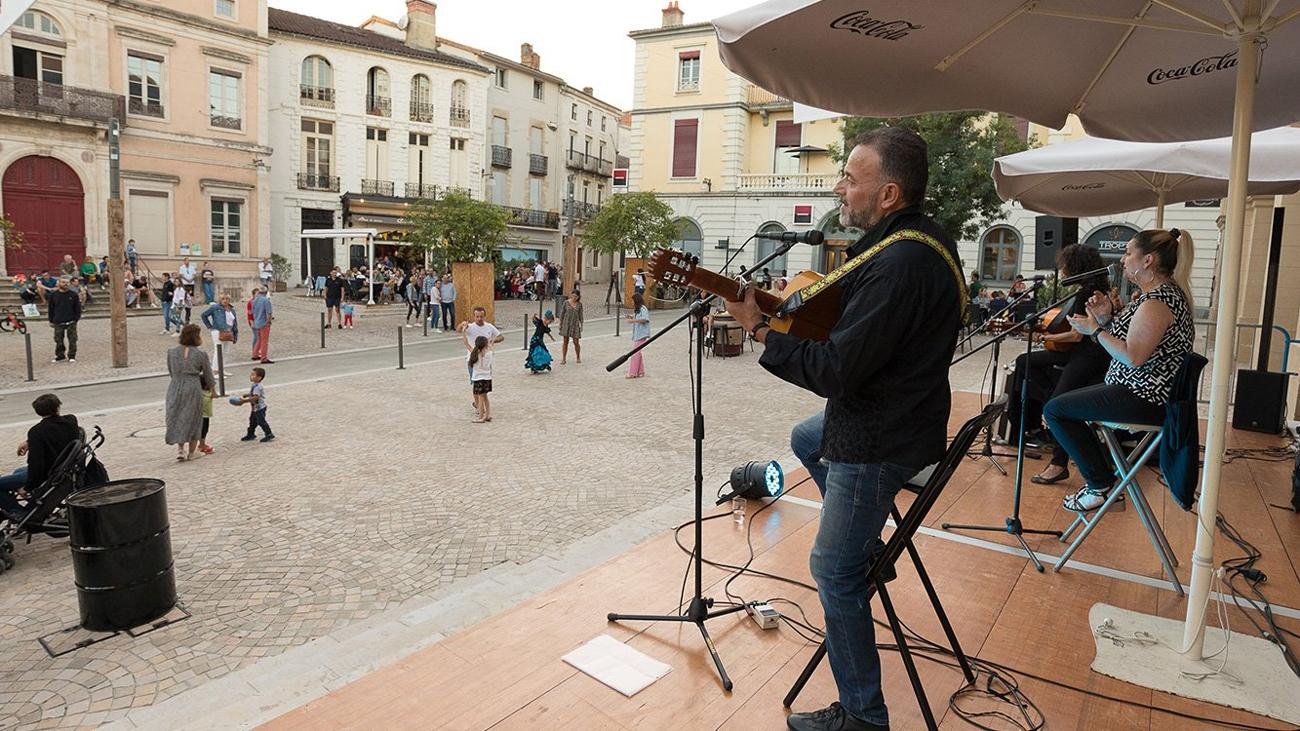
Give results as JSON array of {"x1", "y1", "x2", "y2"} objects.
[
  {"x1": 461, "y1": 328, "x2": 494, "y2": 423},
  {"x1": 235, "y1": 367, "x2": 275, "y2": 442},
  {"x1": 341, "y1": 302, "x2": 355, "y2": 329},
  {"x1": 199, "y1": 386, "x2": 215, "y2": 454}
]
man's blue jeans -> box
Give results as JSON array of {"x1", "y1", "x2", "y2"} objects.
[
  {"x1": 203, "y1": 282, "x2": 216, "y2": 304},
  {"x1": 791, "y1": 412, "x2": 917, "y2": 726},
  {"x1": 0, "y1": 466, "x2": 29, "y2": 517},
  {"x1": 162, "y1": 301, "x2": 174, "y2": 331}
]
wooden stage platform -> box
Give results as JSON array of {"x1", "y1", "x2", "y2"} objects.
[{"x1": 260, "y1": 392, "x2": 1299, "y2": 730}]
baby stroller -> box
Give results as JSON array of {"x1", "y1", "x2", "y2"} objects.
[{"x1": 0, "y1": 426, "x2": 107, "y2": 575}]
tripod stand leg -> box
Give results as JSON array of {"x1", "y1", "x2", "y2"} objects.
[
  {"x1": 893, "y1": 510, "x2": 974, "y2": 684},
  {"x1": 697, "y1": 619, "x2": 733, "y2": 692},
  {"x1": 783, "y1": 642, "x2": 828, "y2": 708},
  {"x1": 878, "y1": 582, "x2": 938, "y2": 731}
]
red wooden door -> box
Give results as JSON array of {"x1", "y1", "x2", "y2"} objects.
[{"x1": 3, "y1": 156, "x2": 85, "y2": 274}]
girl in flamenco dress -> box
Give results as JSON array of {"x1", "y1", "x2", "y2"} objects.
[{"x1": 525, "y1": 310, "x2": 556, "y2": 373}]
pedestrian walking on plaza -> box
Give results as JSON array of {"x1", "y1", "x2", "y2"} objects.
[
  {"x1": 559, "y1": 289, "x2": 584, "y2": 365},
  {"x1": 626, "y1": 292, "x2": 651, "y2": 379},
  {"x1": 405, "y1": 276, "x2": 421, "y2": 327},
  {"x1": 460, "y1": 328, "x2": 494, "y2": 423},
  {"x1": 323, "y1": 268, "x2": 345, "y2": 328},
  {"x1": 235, "y1": 367, "x2": 274, "y2": 442},
  {"x1": 342, "y1": 302, "x2": 355, "y2": 328},
  {"x1": 201, "y1": 261, "x2": 216, "y2": 304},
  {"x1": 165, "y1": 324, "x2": 216, "y2": 462},
  {"x1": 258, "y1": 258, "x2": 274, "y2": 295},
  {"x1": 161, "y1": 273, "x2": 177, "y2": 335},
  {"x1": 47, "y1": 277, "x2": 81, "y2": 364},
  {"x1": 170, "y1": 278, "x2": 190, "y2": 334},
  {"x1": 251, "y1": 288, "x2": 274, "y2": 364},
  {"x1": 439, "y1": 274, "x2": 457, "y2": 330},
  {"x1": 201, "y1": 293, "x2": 238, "y2": 376},
  {"x1": 423, "y1": 269, "x2": 441, "y2": 327},
  {"x1": 525, "y1": 311, "x2": 555, "y2": 374}
]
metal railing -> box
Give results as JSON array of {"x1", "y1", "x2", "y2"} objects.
[
  {"x1": 128, "y1": 97, "x2": 164, "y2": 118},
  {"x1": 1193, "y1": 319, "x2": 1297, "y2": 406},
  {"x1": 529, "y1": 153, "x2": 548, "y2": 175},
  {"x1": 677, "y1": 78, "x2": 700, "y2": 92},
  {"x1": 360, "y1": 178, "x2": 394, "y2": 196},
  {"x1": 738, "y1": 173, "x2": 832, "y2": 191},
  {"x1": 366, "y1": 94, "x2": 391, "y2": 117},
  {"x1": 409, "y1": 100, "x2": 433, "y2": 123},
  {"x1": 210, "y1": 114, "x2": 241, "y2": 130},
  {"x1": 299, "y1": 84, "x2": 334, "y2": 108},
  {"x1": 405, "y1": 182, "x2": 439, "y2": 199},
  {"x1": 565, "y1": 149, "x2": 613, "y2": 177},
  {"x1": 449, "y1": 105, "x2": 470, "y2": 128},
  {"x1": 297, "y1": 173, "x2": 339, "y2": 192},
  {"x1": 504, "y1": 207, "x2": 559, "y2": 229},
  {"x1": 491, "y1": 145, "x2": 512, "y2": 168},
  {"x1": 566, "y1": 200, "x2": 601, "y2": 220},
  {"x1": 0, "y1": 76, "x2": 123, "y2": 125}
]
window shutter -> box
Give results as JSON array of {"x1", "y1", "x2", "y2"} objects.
[
  {"x1": 775, "y1": 120, "x2": 801, "y2": 147},
  {"x1": 672, "y1": 119, "x2": 698, "y2": 178},
  {"x1": 678, "y1": 50, "x2": 700, "y2": 60}
]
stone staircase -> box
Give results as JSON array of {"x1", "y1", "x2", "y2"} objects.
[{"x1": 0, "y1": 278, "x2": 157, "y2": 319}]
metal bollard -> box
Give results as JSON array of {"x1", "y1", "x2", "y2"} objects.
[
  {"x1": 397, "y1": 326, "x2": 405, "y2": 369},
  {"x1": 217, "y1": 344, "x2": 226, "y2": 397},
  {"x1": 320, "y1": 312, "x2": 325, "y2": 349},
  {"x1": 423, "y1": 308, "x2": 428, "y2": 337},
  {"x1": 24, "y1": 331, "x2": 35, "y2": 382},
  {"x1": 522, "y1": 315, "x2": 528, "y2": 350},
  {"x1": 615, "y1": 303, "x2": 621, "y2": 337}
]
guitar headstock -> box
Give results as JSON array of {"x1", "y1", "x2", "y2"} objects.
[{"x1": 647, "y1": 248, "x2": 698, "y2": 286}]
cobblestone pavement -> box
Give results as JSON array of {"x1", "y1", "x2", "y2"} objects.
[
  {"x1": 0, "y1": 325, "x2": 828, "y2": 730},
  {"x1": 0, "y1": 293, "x2": 611, "y2": 391}
]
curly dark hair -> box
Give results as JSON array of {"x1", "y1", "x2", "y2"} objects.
[{"x1": 1056, "y1": 244, "x2": 1105, "y2": 280}]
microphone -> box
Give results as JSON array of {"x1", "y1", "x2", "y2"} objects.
[
  {"x1": 754, "y1": 229, "x2": 825, "y2": 245},
  {"x1": 1059, "y1": 263, "x2": 1115, "y2": 287}
]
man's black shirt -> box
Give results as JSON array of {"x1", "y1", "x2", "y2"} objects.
[
  {"x1": 759, "y1": 206, "x2": 962, "y2": 469},
  {"x1": 46, "y1": 290, "x2": 82, "y2": 324},
  {"x1": 324, "y1": 277, "x2": 346, "y2": 299},
  {"x1": 26, "y1": 414, "x2": 81, "y2": 491}
]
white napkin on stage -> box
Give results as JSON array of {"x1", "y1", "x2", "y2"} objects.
[{"x1": 561, "y1": 634, "x2": 671, "y2": 697}]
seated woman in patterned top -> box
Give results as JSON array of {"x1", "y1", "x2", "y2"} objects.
[{"x1": 1043, "y1": 228, "x2": 1196, "y2": 512}]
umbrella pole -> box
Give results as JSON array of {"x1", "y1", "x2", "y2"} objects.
[
  {"x1": 1181, "y1": 12, "x2": 1261, "y2": 659},
  {"x1": 1154, "y1": 189, "x2": 1165, "y2": 229}
]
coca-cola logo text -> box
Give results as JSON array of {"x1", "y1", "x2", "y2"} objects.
[
  {"x1": 830, "y1": 10, "x2": 923, "y2": 41},
  {"x1": 1062, "y1": 183, "x2": 1105, "y2": 191},
  {"x1": 1147, "y1": 52, "x2": 1236, "y2": 85}
]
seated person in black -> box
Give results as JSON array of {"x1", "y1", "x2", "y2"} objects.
[
  {"x1": 0, "y1": 393, "x2": 81, "y2": 520},
  {"x1": 1002, "y1": 245, "x2": 1113, "y2": 484}
]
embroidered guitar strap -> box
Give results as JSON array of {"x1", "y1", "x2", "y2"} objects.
[{"x1": 777, "y1": 229, "x2": 969, "y2": 323}]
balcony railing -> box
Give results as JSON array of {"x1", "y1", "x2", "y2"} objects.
[
  {"x1": 529, "y1": 153, "x2": 548, "y2": 176},
  {"x1": 409, "y1": 100, "x2": 433, "y2": 123},
  {"x1": 300, "y1": 84, "x2": 334, "y2": 108},
  {"x1": 565, "y1": 200, "x2": 601, "y2": 220},
  {"x1": 737, "y1": 173, "x2": 832, "y2": 191},
  {"x1": 128, "y1": 97, "x2": 165, "y2": 118},
  {"x1": 0, "y1": 75, "x2": 123, "y2": 125},
  {"x1": 366, "y1": 94, "x2": 391, "y2": 117},
  {"x1": 405, "y1": 182, "x2": 439, "y2": 199},
  {"x1": 297, "y1": 172, "x2": 340, "y2": 192},
  {"x1": 360, "y1": 178, "x2": 394, "y2": 196},
  {"x1": 210, "y1": 114, "x2": 241, "y2": 130},
  {"x1": 449, "y1": 105, "x2": 470, "y2": 128},
  {"x1": 565, "y1": 149, "x2": 614, "y2": 177},
  {"x1": 745, "y1": 84, "x2": 791, "y2": 108},
  {"x1": 503, "y1": 206, "x2": 559, "y2": 229},
  {"x1": 491, "y1": 145, "x2": 512, "y2": 168},
  {"x1": 677, "y1": 78, "x2": 700, "y2": 92}
]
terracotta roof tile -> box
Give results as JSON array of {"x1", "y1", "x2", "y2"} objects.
[{"x1": 268, "y1": 8, "x2": 488, "y2": 73}]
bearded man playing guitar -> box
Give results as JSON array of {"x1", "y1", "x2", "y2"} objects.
[{"x1": 725, "y1": 127, "x2": 965, "y2": 731}]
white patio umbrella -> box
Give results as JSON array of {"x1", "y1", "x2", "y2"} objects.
[
  {"x1": 994, "y1": 127, "x2": 1300, "y2": 225},
  {"x1": 299, "y1": 228, "x2": 377, "y2": 304},
  {"x1": 715, "y1": 0, "x2": 1300, "y2": 672}
]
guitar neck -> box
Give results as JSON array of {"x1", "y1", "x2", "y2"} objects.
[{"x1": 688, "y1": 267, "x2": 786, "y2": 317}]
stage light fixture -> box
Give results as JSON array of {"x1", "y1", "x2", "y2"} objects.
[{"x1": 727, "y1": 460, "x2": 784, "y2": 501}]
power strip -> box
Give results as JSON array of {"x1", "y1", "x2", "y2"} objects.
[{"x1": 747, "y1": 601, "x2": 781, "y2": 630}]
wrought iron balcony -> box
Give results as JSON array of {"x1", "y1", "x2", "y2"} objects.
[
  {"x1": 0, "y1": 75, "x2": 123, "y2": 126},
  {"x1": 405, "y1": 182, "x2": 440, "y2": 199},
  {"x1": 128, "y1": 97, "x2": 165, "y2": 118},
  {"x1": 297, "y1": 173, "x2": 339, "y2": 192},
  {"x1": 366, "y1": 94, "x2": 391, "y2": 117},
  {"x1": 565, "y1": 149, "x2": 613, "y2": 177},
  {"x1": 300, "y1": 84, "x2": 334, "y2": 108},
  {"x1": 210, "y1": 114, "x2": 241, "y2": 130},
  {"x1": 409, "y1": 100, "x2": 433, "y2": 123},
  {"x1": 360, "y1": 178, "x2": 394, "y2": 196},
  {"x1": 565, "y1": 200, "x2": 601, "y2": 220},
  {"x1": 529, "y1": 154, "x2": 548, "y2": 176},
  {"x1": 503, "y1": 206, "x2": 559, "y2": 229},
  {"x1": 449, "y1": 105, "x2": 470, "y2": 128},
  {"x1": 491, "y1": 145, "x2": 512, "y2": 168}
]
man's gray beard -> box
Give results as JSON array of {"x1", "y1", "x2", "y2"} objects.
[{"x1": 840, "y1": 206, "x2": 880, "y2": 231}]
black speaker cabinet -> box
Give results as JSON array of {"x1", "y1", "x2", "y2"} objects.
[
  {"x1": 1034, "y1": 216, "x2": 1079, "y2": 270},
  {"x1": 1232, "y1": 369, "x2": 1291, "y2": 434}
]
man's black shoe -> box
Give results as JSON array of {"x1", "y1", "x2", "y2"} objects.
[{"x1": 787, "y1": 702, "x2": 888, "y2": 731}]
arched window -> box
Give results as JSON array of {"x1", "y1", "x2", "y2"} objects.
[
  {"x1": 366, "y1": 67, "x2": 390, "y2": 116},
  {"x1": 300, "y1": 56, "x2": 333, "y2": 107},
  {"x1": 980, "y1": 225, "x2": 1022, "y2": 282},
  {"x1": 672, "y1": 218, "x2": 704, "y2": 258},
  {"x1": 16, "y1": 11, "x2": 62, "y2": 37},
  {"x1": 755, "y1": 222, "x2": 788, "y2": 273},
  {"x1": 410, "y1": 74, "x2": 432, "y2": 122},
  {"x1": 450, "y1": 80, "x2": 469, "y2": 127}
]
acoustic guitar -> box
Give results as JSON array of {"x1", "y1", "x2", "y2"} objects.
[
  {"x1": 647, "y1": 249, "x2": 841, "y2": 341},
  {"x1": 1039, "y1": 306, "x2": 1074, "y2": 353}
]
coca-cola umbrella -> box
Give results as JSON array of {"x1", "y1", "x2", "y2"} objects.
[
  {"x1": 993, "y1": 127, "x2": 1300, "y2": 225},
  {"x1": 715, "y1": 0, "x2": 1300, "y2": 710}
]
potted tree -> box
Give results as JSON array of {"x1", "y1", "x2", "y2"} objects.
[
  {"x1": 581, "y1": 191, "x2": 678, "y2": 307},
  {"x1": 270, "y1": 253, "x2": 291, "y2": 292},
  {"x1": 404, "y1": 190, "x2": 509, "y2": 321}
]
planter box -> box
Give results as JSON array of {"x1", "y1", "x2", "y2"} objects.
[
  {"x1": 272, "y1": 281, "x2": 287, "y2": 292},
  {"x1": 624, "y1": 257, "x2": 648, "y2": 309},
  {"x1": 452, "y1": 261, "x2": 495, "y2": 324}
]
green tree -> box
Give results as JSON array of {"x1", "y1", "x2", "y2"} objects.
[
  {"x1": 837, "y1": 113, "x2": 1033, "y2": 242},
  {"x1": 1, "y1": 214, "x2": 22, "y2": 253},
  {"x1": 403, "y1": 190, "x2": 509, "y2": 270},
  {"x1": 582, "y1": 191, "x2": 679, "y2": 258}
]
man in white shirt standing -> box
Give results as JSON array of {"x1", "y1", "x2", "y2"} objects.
[
  {"x1": 178, "y1": 257, "x2": 197, "y2": 298},
  {"x1": 461, "y1": 306, "x2": 504, "y2": 381},
  {"x1": 258, "y1": 258, "x2": 274, "y2": 296},
  {"x1": 533, "y1": 261, "x2": 546, "y2": 301}
]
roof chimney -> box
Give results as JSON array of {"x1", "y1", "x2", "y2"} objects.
[
  {"x1": 520, "y1": 42, "x2": 541, "y2": 70},
  {"x1": 662, "y1": 1, "x2": 684, "y2": 28},
  {"x1": 404, "y1": 0, "x2": 437, "y2": 52}
]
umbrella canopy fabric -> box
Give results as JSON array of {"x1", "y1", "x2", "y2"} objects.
[
  {"x1": 993, "y1": 127, "x2": 1300, "y2": 217},
  {"x1": 715, "y1": 0, "x2": 1300, "y2": 143}
]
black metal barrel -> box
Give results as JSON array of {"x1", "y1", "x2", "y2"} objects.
[{"x1": 65, "y1": 479, "x2": 176, "y2": 631}]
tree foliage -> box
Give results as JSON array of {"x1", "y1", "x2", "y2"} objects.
[
  {"x1": 582, "y1": 191, "x2": 679, "y2": 258},
  {"x1": 837, "y1": 113, "x2": 1033, "y2": 242},
  {"x1": 1, "y1": 214, "x2": 23, "y2": 252},
  {"x1": 403, "y1": 190, "x2": 510, "y2": 270}
]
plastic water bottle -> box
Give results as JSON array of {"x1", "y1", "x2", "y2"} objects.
[{"x1": 732, "y1": 497, "x2": 747, "y2": 527}]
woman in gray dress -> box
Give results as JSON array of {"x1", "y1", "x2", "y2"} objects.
[
  {"x1": 166, "y1": 324, "x2": 215, "y2": 461},
  {"x1": 558, "y1": 289, "x2": 584, "y2": 365}
]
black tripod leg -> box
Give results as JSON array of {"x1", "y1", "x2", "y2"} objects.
[
  {"x1": 896, "y1": 525, "x2": 974, "y2": 683},
  {"x1": 783, "y1": 641, "x2": 828, "y2": 708},
  {"x1": 698, "y1": 620, "x2": 733, "y2": 692},
  {"x1": 878, "y1": 582, "x2": 938, "y2": 731}
]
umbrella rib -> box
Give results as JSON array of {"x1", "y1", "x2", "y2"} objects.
[
  {"x1": 1221, "y1": 0, "x2": 1246, "y2": 28},
  {"x1": 1272, "y1": 5, "x2": 1300, "y2": 27},
  {"x1": 1070, "y1": 2, "x2": 1153, "y2": 114},
  {"x1": 935, "y1": 0, "x2": 1036, "y2": 72},
  {"x1": 1152, "y1": 0, "x2": 1233, "y2": 31},
  {"x1": 1027, "y1": 7, "x2": 1225, "y2": 35}
]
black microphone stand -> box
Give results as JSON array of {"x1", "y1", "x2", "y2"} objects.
[
  {"x1": 605, "y1": 239, "x2": 797, "y2": 692},
  {"x1": 943, "y1": 281, "x2": 1078, "y2": 571}
]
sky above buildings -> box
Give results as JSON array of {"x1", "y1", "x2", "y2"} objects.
[{"x1": 269, "y1": 0, "x2": 756, "y2": 111}]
